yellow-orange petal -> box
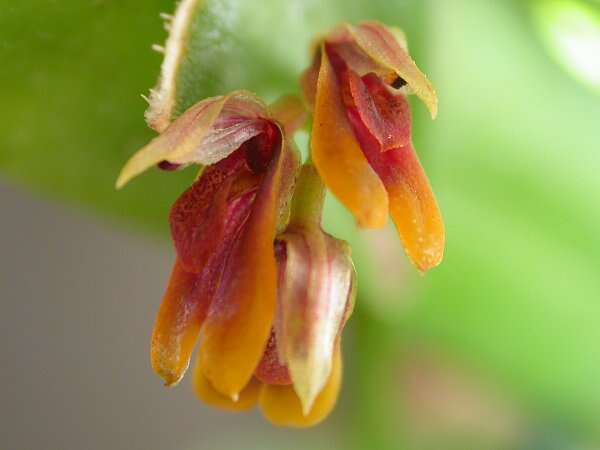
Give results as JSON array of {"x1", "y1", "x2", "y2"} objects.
[
  {"x1": 384, "y1": 143, "x2": 445, "y2": 271},
  {"x1": 192, "y1": 357, "x2": 260, "y2": 412},
  {"x1": 259, "y1": 345, "x2": 342, "y2": 428},
  {"x1": 341, "y1": 73, "x2": 444, "y2": 272},
  {"x1": 150, "y1": 259, "x2": 207, "y2": 386},
  {"x1": 311, "y1": 48, "x2": 389, "y2": 229},
  {"x1": 199, "y1": 140, "x2": 300, "y2": 399},
  {"x1": 348, "y1": 22, "x2": 438, "y2": 119}
]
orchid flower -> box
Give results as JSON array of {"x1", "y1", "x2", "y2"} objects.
[
  {"x1": 117, "y1": 92, "x2": 355, "y2": 427},
  {"x1": 116, "y1": 19, "x2": 444, "y2": 428},
  {"x1": 301, "y1": 21, "x2": 444, "y2": 271}
]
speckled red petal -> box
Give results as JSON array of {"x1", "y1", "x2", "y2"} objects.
[
  {"x1": 169, "y1": 151, "x2": 247, "y2": 273},
  {"x1": 344, "y1": 69, "x2": 411, "y2": 151},
  {"x1": 343, "y1": 74, "x2": 444, "y2": 271}
]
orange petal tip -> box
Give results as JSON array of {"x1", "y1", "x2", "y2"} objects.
[
  {"x1": 193, "y1": 357, "x2": 260, "y2": 412},
  {"x1": 259, "y1": 346, "x2": 342, "y2": 428}
]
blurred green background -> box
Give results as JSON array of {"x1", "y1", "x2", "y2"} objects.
[{"x1": 2, "y1": 0, "x2": 600, "y2": 449}]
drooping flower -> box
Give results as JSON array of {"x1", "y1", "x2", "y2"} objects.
[
  {"x1": 301, "y1": 21, "x2": 444, "y2": 272},
  {"x1": 193, "y1": 163, "x2": 356, "y2": 427},
  {"x1": 117, "y1": 92, "x2": 355, "y2": 427}
]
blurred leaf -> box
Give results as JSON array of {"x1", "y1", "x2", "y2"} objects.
[
  {"x1": 150, "y1": 0, "x2": 428, "y2": 120},
  {"x1": 402, "y1": 0, "x2": 600, "y2": 437},
  {"x1": 532, "y1": 0, "x2": 600, "y2": 94},
  {"x1": 0, "y1": 0, "x2": 183, "y2": 233},
  {"x1": 3, "y1": 0, "x2": 600, "y2": 446}
]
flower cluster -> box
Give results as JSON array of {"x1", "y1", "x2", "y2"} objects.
[{"x1": 117, "y1": 21, "x2": 443, "y2": 427}]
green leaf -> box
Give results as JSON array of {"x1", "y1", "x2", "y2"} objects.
[
  {"x1": 0, "y1": 0, "x2": 184, "y2": 233},
  {"x1": 145, "y1": 0, "x2": 428, "y2": 126},
  {"x1": 407, "y1": 0, "x2": 600, "y2": 437},
  {"x1": 4, "y1": 0, "x2": 600, "y2": 445}
]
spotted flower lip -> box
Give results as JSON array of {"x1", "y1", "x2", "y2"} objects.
[{"x1": 302, "y1": 21, "x2": 445, "y2": 272}]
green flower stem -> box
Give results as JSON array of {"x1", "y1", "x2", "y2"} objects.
[{"x1": 289, "y1": 162, "x2": 326, "y2": 228}]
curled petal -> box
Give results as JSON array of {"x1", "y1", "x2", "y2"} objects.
[
  {"x1": 219, "y1": 90, "x2": 268, "y2": 120},
  {"x1": 117, "y1": 95, "x2": 227, "y2": 188},
  {"x1": 116, "y1": 91, "x2": 268, "y2": 188},
  {"x1": 329, "y1": 44, "x2": 411, "y2": 153},
  {"x1": 311, "y1": 48, "x2": 389, "y2": 228},
  {"x1": 199, "y1": 139, "x2": 300, "y2": 399},
  {"x1": 327, "y1": 30, "x2": 391, "y2": 81},
  {"x1": 348, "y1": 21, "x2": 438, "y2": 118},
  {"x1": 259, "y1": 345, "x2": 342, "y2": 427},
  {"x1": 192, "y1": 358, "x2": 261, "y2": 412},
  {"x1": 190, "y1": 117, "x2": 267, "y2": 166},
  {"x1": 276, "y1": 227, "x2": 354, "y2": 414},
  {"x1": 150, "y1": 259, "x2": 210, "y2": 386}
]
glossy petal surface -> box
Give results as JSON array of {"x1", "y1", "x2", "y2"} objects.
[
  {"x1": 311, "y1": 49, "x2": 388, "y2": 228},
  {"x1": 193, "y1": 358, "x2": 261, "y2": 412}
]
